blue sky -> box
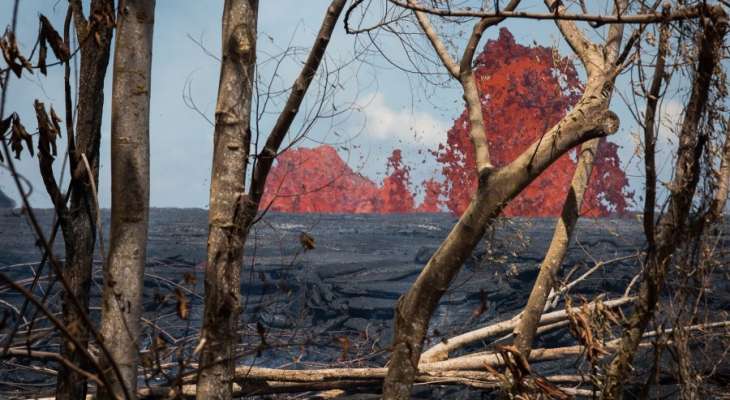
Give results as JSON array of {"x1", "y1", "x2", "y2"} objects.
[{"x1": 1, "y1": 1, "x2": 687, "y2": 209}]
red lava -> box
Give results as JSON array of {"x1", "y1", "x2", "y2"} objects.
[{"x1": 261, "y1": 28, "x2": 631, "y2": 217}]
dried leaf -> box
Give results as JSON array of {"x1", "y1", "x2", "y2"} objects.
[
  {"x1": 299, "y1": 232, "x2": 315, "y2": 251},
  {"x1": 38, "y1": 36, "x2": 47, "y2": 75},
  {"x1": 10, "y1": 114, "x2": 33, "y2": 159},
  {"x1": 497, "y1": 345, "x2": 531, "y2": 377},
  {"x1": 533, "y1": 377, "x2": 570, "y2": 400},
  {"x1": 152, "y1": 334, "x2": 167, "y2": 352},
  {"x1": 472, "y1": 288, "x2": 488, "y2": 317},
  {"x1": 34, "y1": 100, "x2": 59, "y2": 158},
  {"x1": 174, "y1": 288, "x2": 189, "y2": 320},
  {"x1": 39, "y1": 15, "x2": 70, "y2": 61},
  {"x1": 337, "y1": 336, "x2": 350, "y2": 361},
  {"x1": 49, "y1": 107, "x2": 62, "y2": 138},
  {"x1": 183, "y1": 272, "x2": 196, "y2": 285},
  {"x1": 1, "y1": 31, "x2": 33, "y2": 78}
]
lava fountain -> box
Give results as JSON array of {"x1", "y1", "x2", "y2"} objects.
[{"x1": 261, "y1": 28, "x2": 631, "y2": 216}]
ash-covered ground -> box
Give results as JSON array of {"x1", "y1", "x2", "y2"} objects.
[{"x1": 0, "y1": 208, "x2": 728, "y2": 398}]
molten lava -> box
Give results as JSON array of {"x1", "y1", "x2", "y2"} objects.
[
  {"x1": 261, "y1": 28, "x2": 631, "y2": 216},
  {"x1": 261, "y1": 146, "x2": 427, "y2": 213},
  {"x1": 434, "y1": 28, "x2": 630, "y2": 217}
]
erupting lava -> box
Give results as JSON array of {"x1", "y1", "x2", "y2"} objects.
[
  {"x1": 433, "y1": 28, "x2": 630, "y2": 217},
  {"x1": 261, "y1": 28, "x2": 631, "y2": 216},
  {"x1": 260, "y1": 146, "x2": 429, "y2": 213}
]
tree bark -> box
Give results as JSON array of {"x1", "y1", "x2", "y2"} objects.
[
  {"x1": 196, "y1": 1, "x2": 258, "y2": 398},
  {"x1": 643, "y1": 22, "x2": 671, "y2": 251},
  {"x1": 511, "y1": 139, "x2": 598, "y2": 356},
  {"x1": 196, "y1": 1, "x2": 346, "y2": 398},
  {"x1": 512, "y1": 1, "x2": 630, "y2": 356},
  {"x1": 98, "y1": 1, "x2": 155, "y2": 399},
  {"x1": 602, "y1": 9, "x2": 727, "y2": 399},
  {"x1": 381, "y1": 1, "x2": 623, "y2": 397},
  {"x1": 422, "y1": 297, "x2": 633, "y2": 362},
  {"x1": 55, "y1": 2, "x2": 114, "y2": 399},
  {"x1": 382, "y1": 89, "x2": 619, "y2": 400}
]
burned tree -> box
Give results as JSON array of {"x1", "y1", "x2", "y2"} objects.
[
  {"x1": 98, "y1": 1, "x2": 156, "y2": 398},
  {"x1": 603, "y1": 8, "x2": 728, "y2": 398},
  {"x1": 196, "y1": 1, "x2": 347, "y2": 398},
  {"x1": 346, "y1": 1, "x2": 728, "y2": 399},
  {"x1": 0, "y1": 1, "x2": 116, "y2": 399}
]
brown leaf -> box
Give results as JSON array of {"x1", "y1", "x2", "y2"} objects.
[
  {"x1": 10, "y1": 114, "x2": 33, "y2": 159},
  {"x1": 0, "y1": 115, "x2": 11, "y2": 136},
  {"x1": 38, "y1": 37, "x2": 47, "y2": 75},
  {"x1": 152, "y1": 334, "x2": 167, "y2": 352},
  {"x1": 472, "y1": 288, "x2": 488, "y2": 317},
  {"x1": 337, "y1": 336, "x2": 350, "y2": 361},
  {"x1": 533, "y1": 377, "x2": 570, "y2": 400},
  {"x1": 183, "y1": 272, "x2": 196, "y2": 285},
  {"x1": 497, "y1": 344, "x2": 531, "y2": 377},
  {"x1": 34, "y1": 100, "x2": 59, "y2": 158},
  {"x1": 39, "y1": 15, "x2": 70, "y2": 61},
  {"x1": 299, "y1": 232, "x2": 315, "y2": 251},
  {"x1": 49, "y1": 107, "x2": 62, "y2": 138},
  {"x1": 1, "y1": 32, "x2": 32, "y2": 78},
  {"x1": 174, "y1": 288, "x2": 189, "y2": 320}
]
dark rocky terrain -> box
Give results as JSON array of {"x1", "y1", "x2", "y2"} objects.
[{"x1": 0, "y1": 209, "x2": 728, "y2": 398}]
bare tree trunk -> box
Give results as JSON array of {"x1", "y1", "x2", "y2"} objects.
[
  {"x1": 513, "y1": 1, "x2": 631, "y2": 356},
  {"x1": 381, "y1": 2, "x2": 621, "y2": 398},
  {"x1": 98, "y1": 1, "x2": 155, "y2": 399},
  {"x1": 196, "y1": 2, "x2": 346, "y2": 397},
  {"x1": 642, "y1": 20, "x2": 672, "y2": 255},
  {"x1": 55, "y1": 2, "x2": 114, "y2": 399},
  {"x1": 602, "y1": 10, "x2": 727, "y2": 398},
  {"x1": 382, "y1": 99, "x2": 619, "y2": 399},
  {"x1": 512, "y1": 139, "x2": 599, "y2": 355},
  {"x1": 196, "y1": 1, "x2": 258, "y2": 398}
]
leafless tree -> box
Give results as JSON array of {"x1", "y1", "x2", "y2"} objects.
[
  {"x1": 98, "y1": 1, "x2": 156, "y2": 399},
  {"x1": 345, "y1": 1, "x2": 730, "y2": 399},
  {"x1": 0, "y1": 1, "x2": 116, "y2": 398},
  {"x1": 196, "y1": 1, "x2": 347, "y2": 398},
  {"x1": 603, "y1": 9, "x2": 728, "y2": 398},
  {"x1": 1, "y1": 1, "x2": 729, "y2": 399}
]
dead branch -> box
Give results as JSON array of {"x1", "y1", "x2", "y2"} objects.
[
  {"x1": 386, "y1": 0, "x2": 708, "y2": 25},
  {"x1": 422, "y1": 296, "x2": 635, "y2": 363},
  {"x1": 602, "y1": 9, "x2": 728, "y2": 398}
]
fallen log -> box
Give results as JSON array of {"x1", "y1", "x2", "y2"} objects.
[{"x1": 421, "y1": 296, "x2": 634, "y2": 362}]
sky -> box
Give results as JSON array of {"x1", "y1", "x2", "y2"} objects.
[{"x1": 0, "y1": 1, "x2": 690, "y2": 209}]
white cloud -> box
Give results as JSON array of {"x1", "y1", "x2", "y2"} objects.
[
  {"x1": 657, "y1": 99, "x2": 683, "y2": 140},
  {"x1": 357, "y1": 93, "x2": 447, "y2": 147}
]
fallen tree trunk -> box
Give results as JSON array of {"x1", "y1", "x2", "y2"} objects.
[
  {"x1": 422, "y1": 297, "x2": 634, "y2": 362},
  {"x1": 18, "y1": 320, "x2": 728, "y2": 399}
]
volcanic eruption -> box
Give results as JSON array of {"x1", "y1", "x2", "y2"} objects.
[{"x1": 261, "y1": 28, "x2": 631, "y2": 216}]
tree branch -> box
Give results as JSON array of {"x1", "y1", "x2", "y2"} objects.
[
  {"x1": 407, "y1": 0, "x2": 460, "y2": 79},
  {"x1": 387, "y1": 0, "x2": 705, "y2": 25},
  {"x1": 248, "y1": 0, "x2": 347, "y2": 206}
]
